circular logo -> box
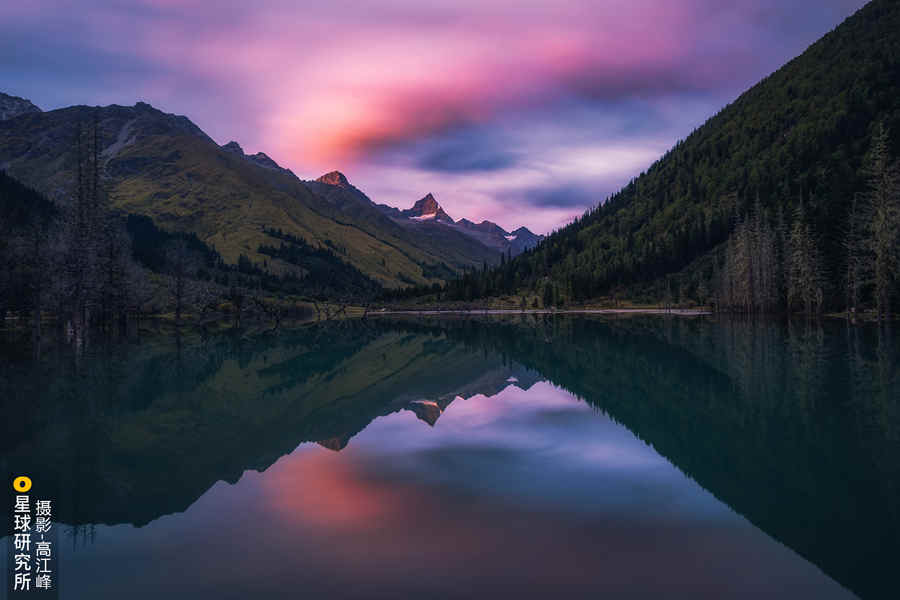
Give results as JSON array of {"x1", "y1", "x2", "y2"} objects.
[{"x1": 13, "y1": 476, "x2": 32, "y2": 493}]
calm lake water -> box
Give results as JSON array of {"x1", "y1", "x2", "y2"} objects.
[{"x1": 2, "y1": 315, "x2": 898, "y2": 599}]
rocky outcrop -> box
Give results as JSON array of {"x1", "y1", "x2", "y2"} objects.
[
  {"x1": 407, "y1": 400, "x2": 442, "y2": 426},
  {"x1": 221, "y1": 140, "x2": 292, "y2": 175},
  {"x1": 0, "y1": 92, "x2": 41, "y2": 121},
  {"x1": 316, "y1": 170, "x2": 351, "y2": 187}
]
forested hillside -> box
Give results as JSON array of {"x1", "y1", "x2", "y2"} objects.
[{"x1": 437, "y1": 0, "x2": 900, "y2": 316}]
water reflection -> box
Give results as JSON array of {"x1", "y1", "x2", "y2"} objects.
[{"x1": 1, "y1": 316, "x2": 897, "y2": 599}]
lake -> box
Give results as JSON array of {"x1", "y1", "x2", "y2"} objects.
[{"x1": 2, "y1": 315, "x2": 898, "y2": 599}]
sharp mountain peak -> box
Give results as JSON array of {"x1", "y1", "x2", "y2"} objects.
[{"x1": 405, "y1": 193, "x2": 454, "y2": 223}]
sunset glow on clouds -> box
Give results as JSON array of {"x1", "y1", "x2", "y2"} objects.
[{"x1": 0, "y1": 0, "x2": 867, "y2": 231}]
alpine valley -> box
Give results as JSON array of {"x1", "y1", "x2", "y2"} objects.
[
  {"x1": 1, "y1": 0, "x2": 898, "y2": 318},
  {"x1": 2, "y1": 2, "x2": 900, "y2": 600},
  {"x1": 0, "y1": 94, "x2": 541, "y2": 290}
]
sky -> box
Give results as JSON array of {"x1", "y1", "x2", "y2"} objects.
[{"x1": 0, "y1": 0, "x2": 868, "y2": 233}]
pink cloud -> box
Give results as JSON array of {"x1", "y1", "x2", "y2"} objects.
[
  {"x1": 3, "y1": 0, "x2": 868, "y2": 232},
  {"x1": 125, "y1": 0, "x2": 705, "y2": 167}
]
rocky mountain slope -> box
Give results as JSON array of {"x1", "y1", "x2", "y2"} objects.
[
  {"x1": 378, "y1": 192, "x2": 544, "y2": 256},
  {"x1": 456, "y1": 219, "x2": 544, "y2": 255},
  {"x1": 0, "y1": 99, "x2": 510, "y2": 287},
  {"x1": 302, "y1": 170, "x2": 505, "y2": 279},
  {"x1": 400, "y1": 193, "x2": 455, "y2": 223},
  {"x1": 0, "y1": 92, "x2": 41, "y2": 121}
]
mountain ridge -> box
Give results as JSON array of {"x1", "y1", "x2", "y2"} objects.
[
  {"x1": 0, "y1": 98, "x2": 505, "y2": 288},
  {"x1": 0, "y1": 92, "x2": 41, "y2": 121},
  {"x1": 369, "y1": 189, "x2": 544, "y2": 256}
]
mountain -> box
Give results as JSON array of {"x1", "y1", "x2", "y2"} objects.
[
  {"x1": 506, "y1": 226, "x2": 544, "y2": 255},
  {"x1": 0, "y1": 92, "x2": 41, "y2": 121},
  {"x1": 303, "y1": 171, "x2": 502, "y2": 278},
  {"x1": 401, "y1": 193, "x2": 455, "y2": 223},
  {"x1": 457, "y1": 218, "x2": 506, "y2": 236},
  {"x1": 407, "y1": 400, "x2": 442, "y2": 426},
  {"x1": 379, "y1": 194, "x2": 544, "y2": 256},
  {"x1": 455, "y1": 218, "x2": 544, "y2": 255},
  {"x1": 0, "y1": 100, "x2": 502, "y2": 288},
  {"x1": 221, "y1": 139, "x2": 294, "y2": 175},
  {"x1": 307, "y1": 169, "x2": 378, "y2": 209},
  {"x1": 447, "y1": 0, "x2": 900, "y2": 309}
]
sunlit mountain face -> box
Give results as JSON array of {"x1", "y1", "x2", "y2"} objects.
[{"x1": 0, "y1": 0, "x2": 867, "y2": 233}]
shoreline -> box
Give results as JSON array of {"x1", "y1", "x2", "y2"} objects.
[{"x1": 373, "y1": 308, "x2": 712, "y2": 316}]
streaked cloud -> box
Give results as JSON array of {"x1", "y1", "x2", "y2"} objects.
[{"x1": 0, "y1": 0, "x2": 868, "y2": 232}]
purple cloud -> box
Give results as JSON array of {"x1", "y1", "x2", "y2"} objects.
[{"x1": 0, "y1": 0, "x2": 869, "y2": 232}]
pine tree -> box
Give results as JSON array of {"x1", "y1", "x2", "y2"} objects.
[
  {"x1": 542, "y1": 283, "x2": 554, "y2": 309},
  {"x1": 843, "y1": 192, "x2": 870, "y2": 320},
  {"x1": 788, "y1": 203, "x2": 825, "y2": 316},
  {"x1": 862, "y1": 124, "x2": 900, "y2": 321}
]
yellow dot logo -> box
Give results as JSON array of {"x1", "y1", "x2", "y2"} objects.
[{"x1": 13, "y1": 476, "x2": 32, "y2": 493}]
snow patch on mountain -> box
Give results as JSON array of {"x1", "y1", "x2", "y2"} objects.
[{"x1": 376, "y1": 191, "x2": 544, "y2": 256}]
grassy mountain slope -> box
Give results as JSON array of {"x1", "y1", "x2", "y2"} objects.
[
  {"x1": 457, "y1": 0, "x2": 900, "y2": 306},
  {"x1": 0, "y1": 102, "x2": 498, "y2": 288}
]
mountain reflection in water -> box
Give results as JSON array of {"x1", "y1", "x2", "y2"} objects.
[{"x1": 1, "y1": 315, "x2": 897, "y2": 599}]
